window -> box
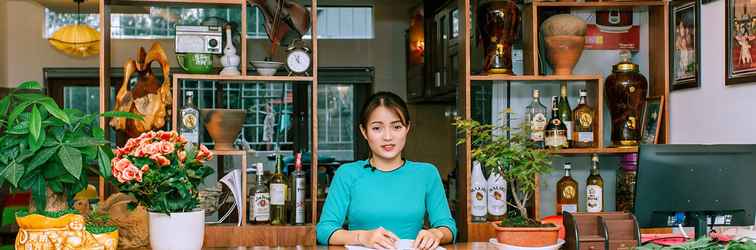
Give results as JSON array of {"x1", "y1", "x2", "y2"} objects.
[{"x1": 44, "y1": 6, "x2": 373, "y2": 39}]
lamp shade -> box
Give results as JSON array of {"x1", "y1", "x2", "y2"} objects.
[{"x1": 48, "y1": 24, "x2": 100, "y2": 57}]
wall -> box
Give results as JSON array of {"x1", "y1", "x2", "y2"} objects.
[
  {"x1": 4, "y1": 0, "x2": 416, "y2": 99},
  {"x1": 669, "y1": 0, "x2": 756, "y2": 144}
]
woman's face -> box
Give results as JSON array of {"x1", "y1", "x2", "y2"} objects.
[{"x1": 360, "y1": 106, "x2": 410, "y2": 162}]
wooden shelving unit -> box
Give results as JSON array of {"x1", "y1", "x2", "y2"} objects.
[
  {"x1": 457, "y1": 0, "x2": 670, "y2": 242},
  {"x1": 97, "y1": 0, "x2": 320, "y2": 247}
]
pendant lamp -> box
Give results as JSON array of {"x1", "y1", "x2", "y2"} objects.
[{"x1": 48, "y1": 0, "x2": 99, "y2": 57}]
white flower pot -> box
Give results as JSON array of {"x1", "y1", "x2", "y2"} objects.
[{"x1": 149, "y1": 210, "x2": 205, "y2": 250}]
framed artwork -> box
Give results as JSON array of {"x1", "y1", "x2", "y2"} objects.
[
  {"x1": 670, "y1": 0, "x2": 700, "y2": 90},
  {"x1": 726, "y1": 0, "x2": 756, "y2": 85},
  {"x1": 641, "y1": 96, "x2": 665, "y2": 145}
]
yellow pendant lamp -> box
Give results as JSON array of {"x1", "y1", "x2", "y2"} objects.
[{"x1": 48, "y1": 0, "x2": 99, "y2": 57}]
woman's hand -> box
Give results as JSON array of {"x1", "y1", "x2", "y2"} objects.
[
  {"x1": 412, "y1": 228, "x2": 444, "y2": 250},
  {"x1": 358, "y1": 227, "x2": 400, "y2": 249}
]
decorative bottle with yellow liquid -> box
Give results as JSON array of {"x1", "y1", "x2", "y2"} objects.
[{"x1": 556, "y1": 162, "x2": 578, "y2": 215}]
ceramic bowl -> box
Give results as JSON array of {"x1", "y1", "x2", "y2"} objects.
[{"x1": 250, "y1": 61, "x2": 283, "y2": 76}]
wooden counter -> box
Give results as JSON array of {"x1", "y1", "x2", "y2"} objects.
[{"x1": 201, "y1": 242, "x2": 495, "y2": 250}]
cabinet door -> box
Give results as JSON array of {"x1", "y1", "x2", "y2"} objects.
[
  {"x1": 430, "y1": 9, "x2": 450, "y2": 97},
  {"x1": 446, "y1": 7, "x2": 460, "y2": 92},
  {"x1": 406, "y1": 30, "x2": 425, "y2": 101}
]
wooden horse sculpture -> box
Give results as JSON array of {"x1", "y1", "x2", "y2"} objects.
[
  {"x1": 110, "y1": 43, "x2": 172, "y2": 138},
  {"x1": 247, "y1": 0, "x2": 310, "y2": 55}
]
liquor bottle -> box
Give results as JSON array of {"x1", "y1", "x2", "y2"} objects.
[
  {"x1": 251, "y1": 163, "x2": 270, "y2": 223},
  {"x1": 180, "y1": 91, "x2": 199, "y2": 145},
  {"x1": 290, "y1": 152, "x2": 306, "y2": 225},
  {"x1": 558, "y1": 83, "x2": 573, "y2": 147},
  {"x1": 486, "y1": 169, "x2": 507, "y2": 221},
  {"x1": 545, "y1": 96, "x2": 568, "y2": 149},
  {"x1": 586, "y1": 154, "x2": 604, "y2": 212},
  {"x1": 556, "y1": 162, "x2": 578, "y2": 215},
  {"x1": 572, "y1": 89, "x2": 595, "y2": 148},
  {"x1": 524, "y1": 89, "x2": 547, "y2": 149},
  {"x1": 270, "y1": 153, "x2": 288, "y2": 225},
  {"x1": 471, "y1": 161, "x2": 488, "y2": 222}
]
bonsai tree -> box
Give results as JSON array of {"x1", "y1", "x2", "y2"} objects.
[
  {"x1": 0, "y1": 81, "x2": 140, "y2": 213},
  {"x1": 454, "y1": 110, "x2": 552, "y2": 224}
]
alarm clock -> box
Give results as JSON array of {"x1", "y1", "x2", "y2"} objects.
[{"x1": 285, "y1": 41, "x2": 312, "y2": 76}]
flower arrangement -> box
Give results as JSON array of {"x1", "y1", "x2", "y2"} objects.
[{"x1": 111, "y1": 131, "x2": 214, "y2": 214}]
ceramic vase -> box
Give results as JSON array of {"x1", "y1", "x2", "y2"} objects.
[
  {"x1": 201, "y1": 109, "x2": 246, "y2": 151},
  {"x1": 605, "y1": 51, "x2": 648, "y2": 147},
  {"x1": 477, "y1": 0, "x2": 520, "y2": 75},
  {"x1": 148, "y1": 210, "x2": 205, "y2": 250},
  {"x1": 541, "y1": 14, "x2": 587, "y2": 75}
]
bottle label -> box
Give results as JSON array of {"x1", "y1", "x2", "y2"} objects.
[
  {"x1": 561, "y1": 204, "x2": 578, "y2": 214},
  {"x1": 253, "y1": 192, "x2": 270, "y2": 221},
  {"x1": 295, "y1": 177, "x2": 306, "y2": 224},
  {"x1": 587, "y1": 185, "x2": 603, "y2": 212},
  {"x1": 471, "y1": 186, "x2": 487, "y2": 217},
  {"x1": 545, "y1": 130, "x2": 567, "y2": 148},
  {"x1": 562, "y1": 186, "x2": 576, "y2": 199},
  {"x1": 578, "y1": 132, "x2": 594, "y2": 143},
  {"x1": 487, "y1": 183, "x2": 507, "y2": 216},
  {"x1": 181, "y1": 112, "x2": 198, "y2": 129},
  {"x1": 564, "y1": 121, "x2": 574, "y2": 141},
  {"x1": 578, "y1": 112, "x2": 593, "y2": 128},
  {"x1": 531, "y1": 113, "x2": 547, "y2": 132},
  {"x1": 270, "y1": 184, "x2": 286, "y2": 205}
]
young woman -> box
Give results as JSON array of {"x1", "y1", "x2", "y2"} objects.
[{"x1": 316, "y1": 92, "x2": 457, "y2": 249}]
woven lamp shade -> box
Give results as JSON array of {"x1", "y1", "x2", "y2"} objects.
[{"x1": 48, "y1": 24, "x2": 100, "y2": 57}]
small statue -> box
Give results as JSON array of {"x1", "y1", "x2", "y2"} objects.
[
  {"x1": 220, "y1": 24, "x2": 241, "y2": 76},
  {"x1": 110, "y1": 43, "x2": 172, "y2": 138}
]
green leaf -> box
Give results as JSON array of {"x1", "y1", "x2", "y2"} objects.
[
  {"x1": 6, "y1": 121, "x2": 29, "y2": 135},
  {"x1": 0, "y1": 96, "x2": 11, "y2": 123},
  {"x1": 101, "y1": 111, "x2": 144, "y2": 121},
  {"x1": 92, "y1": 127, "x2": 105, "y2": 140},
  {"x1": 67, "y1": 137, "x2": 109, "y2": 148},
  {"x1": 15, "y1": 93, "x2": 47, "y2": 102},
  {"x1": 7, "y1": 100, "x2": 34, "y2": 127},
  {"x1": 28, "y1": 128, "x2": 46, "y2": 153},
  {"x1": 97, "y1": 146, "x2": 113, "y2": 179},
  {"x1": 40, "y1": 99, "x2": 70, "y2": 125},
  {"x1": 28, "y1": 146, "x2": 59, "y2": 172},
  {"x1": 31, "y1": 176, "x2": 46, "y2": 211},
  {"x1": 3, "y1": 162, "x2": 24, "y2": 188},
  {"x1": 48, "y1": 179, "x2": 63, "y2": 193},
  {"x1": 17, "y1": 81, "x2": 42, "y2": 89},
  {"x1": 51, "y1": 127, "x2": 65, "y2": 142},
  {"x1": 30, "y1": 105, "x2": 41, "y2": 140},
  {"x1": 58, "y1": 146, "x2": 83, "y2": 178}
]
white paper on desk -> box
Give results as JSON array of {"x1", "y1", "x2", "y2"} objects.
[{"x1": 346, "y1": 239, "x2": 446, "y2": 250}]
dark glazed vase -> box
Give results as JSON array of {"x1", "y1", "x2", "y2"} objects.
[
  {"x1": 477, "y1": 1, "x2": 520, "y2": 75},
  {"x1": 605, "y1": 52, "x2": 647, "y2": 147}
]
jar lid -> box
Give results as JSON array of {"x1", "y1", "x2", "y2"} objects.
[{"x1": 613, "y1": 50, "x2": 638, "y2": 73}]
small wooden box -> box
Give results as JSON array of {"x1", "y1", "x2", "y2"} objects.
[{"x1": 564, "y1": 212, "x2": 641, "y2": 250}]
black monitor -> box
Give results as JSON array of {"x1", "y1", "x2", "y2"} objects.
[{"x1": 634, "y1": 144, "x2": 756, "y2": 239}]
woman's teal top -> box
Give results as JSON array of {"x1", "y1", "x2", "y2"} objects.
[{"x1": 316, "y1": 159, "x2": 457, "y2": 245}]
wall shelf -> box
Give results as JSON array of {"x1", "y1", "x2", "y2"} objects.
[
  {"x1": 174, "y1": 74, "x2": 314, "y2": 82},
  {"x1": 204, "y1": 224, "x2": 316, "y2": 247},
  {"x1": 109, "y1": 0, "x2": 242, "y2": 6},
  {"x1": 547, "y1": 147, "x2": 639, "y2": 155},
  {"x1": 531, "y1": 1, "x2": 666, "y2": 8},
  {"x1": 470, "y1": 74, "x2": 603, "y2": 82}
]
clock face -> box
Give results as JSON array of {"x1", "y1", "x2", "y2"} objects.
[{"x1": 287, "y1": 50, "x2": 311, "y2": 73}]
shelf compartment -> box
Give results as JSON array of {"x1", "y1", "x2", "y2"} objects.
[
  {"x1": 110, "y1": 0, "x2": 242, "y2": 5},
  {"x1": 470, "y1": 74, "x2": 602, "y2": 82},
  {"x1": 204, "y1": 224, "x2": 316, "y2": 247},
  {"x1": 547, "y1": 147, "x2": 639, "y2": 155},
  {"x1": 532, "y1": 1, "x2": 665, "y2": 8},
  {"x1": 174, "y1": 74, "x2": 314, "y2": 82}
]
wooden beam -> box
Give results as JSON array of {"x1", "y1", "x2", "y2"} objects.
[{"x1": 98, "y1": 0, "x2": 112, "y2": 202}]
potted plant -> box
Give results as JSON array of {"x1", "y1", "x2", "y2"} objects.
[
  {"x1": 110, "y1": 130, "x2": 214, "y2": 250},
  {"x1": 86, "y1": 212, "x2": 119, "y2": 250},
  {"x1": 0, "y1": 81, "x2": 139, "y2": 249},
  {"x1": 455, "y1": 111, "x2": 559, "y2": 248}
]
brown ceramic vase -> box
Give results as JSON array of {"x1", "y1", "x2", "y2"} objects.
[
  {"x1": 544, "y1": 35, "x2": 585, "y2": 75},
  {"x1": 201, "y1": 109, "x2": 246, "y2": 151}
]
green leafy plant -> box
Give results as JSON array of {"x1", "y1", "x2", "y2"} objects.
[
  {"x1": 111, "y1": 131, "x2": 214, "y2": 214},
  {"x1": 637, "y1": 237, "x2": 756, "y2": 250},
  {"x1": 85, "y1": 212, "x2": 118, "y2": 234},
  {"x1": 0, "y1": 81, "x2": 141, "y2": 213},
  {"x1": 454, "y1": 110, "x2": 553, "y2": 225}
]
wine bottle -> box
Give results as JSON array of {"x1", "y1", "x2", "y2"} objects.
[
  {"x1": 586, "y1": 154, "x2": 604, "y2": 212},
  {"x1": 525, "y1": 89, "x2": 547, "y2": 149},
  {"x1": 180, "y1": 91, "x2": 199, "y2": 145},
  {"x1": 252, "y1": 163, "x2": 270, "y2": 223},
  {"x1": 270, "y1": 153, "x2": 287, "y2": 225},
  {"x1": 545, "y1": 96, "x2": 568, "y2": 149},
  {"x1": 471, "y1": 161, "x2": 488, "y2": 222},
  {"x1": 486, "y1": 169, "x2": 507, "y2": 222},
  {"x1": 291, "y1": 152, "x2": 306, "y2": 225},
  {"x1": 558, "y1": 83, "x2": 573, "y2": 147},
  {"x1": 556, "y1": 162, "x2": 578, "y2": 215},
  {"x1": 572, "y1": 89, "x2": 595, "y2": 148}
]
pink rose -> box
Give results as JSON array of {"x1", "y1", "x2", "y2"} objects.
[
  {"x1": 158, "y1": 141, "x2": 175, "y2": 154},
  {"x1": 141, "y1": 164, "x2": 150, "y2": 172},
  {"x1": 122, "y1": 165, "x2": 141, "y2": 182},
  {"x1": 157, "y1": 131, "x2": 174, "y2": 141},
  {"x1": 196, "y1": 144, "x2": 213, "y2": 161},
  {"x1": 113, "y1": 158, "x2": 132, "y2": 172},
  {"x1": 177, "y1": 150, "x2": 187, "y2": 163},
  {"x1": 150, "y1": 154, "x2": 171, "y2": 167}
]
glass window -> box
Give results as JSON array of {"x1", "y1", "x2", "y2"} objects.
[
  {"x1": 45, "y1": 6, "x2": 373, "y2": 39},
  {"x1": 317, "y1": 85, "x2": 354, "y2": 161}
]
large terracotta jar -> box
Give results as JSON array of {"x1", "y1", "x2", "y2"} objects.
[
  {"x1": 477, "y1": 0, "x2": 520, "y2": 75},
  {"x1": 605, "y1": 52, "x2": 647, "y2": 147},
  {"x1": 201, "y1": 109, "x2": 246, "y2": 151},
  {"x1": 541, "y1": 14, "x2": 587, "y2": 75}
]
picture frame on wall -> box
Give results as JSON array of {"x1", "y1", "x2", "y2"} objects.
[
  {"x1": 726, "y1": 0, "x2": 756, "y2": 85},
  {"x1": 641, "y1": 96, "x2": 665, "y2": 145},
  {"x1": 670, "y1": 0, "x2": 700, "y2": 90}
]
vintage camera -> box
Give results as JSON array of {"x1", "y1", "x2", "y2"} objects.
[{"x1": 175, "y1": 26, "x2": 223, "y2": 54}]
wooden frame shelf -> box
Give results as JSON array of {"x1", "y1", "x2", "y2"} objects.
[
  {"x1": 470, "y1": 74, "x2": 602, "y2": 82},
  {"x1": 531, "y1": 1, "x2": 665, "y2": 8},
  {"x1": 547, "y1": 147, "x2": 639, "y2": 155},
  {"x1": 173, "y1": 74, "x2": 314, "y2": 82},
  {"x1": 109, "y1": 0, "x2": 242, "y2": 5}
]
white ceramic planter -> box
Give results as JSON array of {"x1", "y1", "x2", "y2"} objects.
[{"x1": 149, "y1": 209, "x2": 205, "y2": 250}]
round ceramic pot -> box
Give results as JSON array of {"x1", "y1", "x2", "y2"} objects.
[
  {"x1": 491, "y1": 221, "x2": 560, "y2": 247},
  {"x1": 544, "y1": 35, "x2": 585, "y2": 75},
  {"x1": 477, "y1": 0, "x2": 520, "y2": 75},
  {"x1": 148, "y1": 210, "x2": 205, "y2": 250},
  {"x1": 16, "y1": 213, "x2": 104, "y2": 250},
  {"x1": 605, "y1": 57, "x2": 647, "y2": 147},
  {"x1": 177, "y1": 53, "x2": 214, "y2": 74},
  {"x1": 201, "y1": 109, "x2": 246, "y2": 151}
]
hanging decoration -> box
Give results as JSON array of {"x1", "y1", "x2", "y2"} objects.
[{"x1": 48, "y1": 0, "x2": 99, "y2": 57}]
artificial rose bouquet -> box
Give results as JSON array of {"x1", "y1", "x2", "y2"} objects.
[{"x1": 111, "y1": 131, "x2": 214, "y2": 214}]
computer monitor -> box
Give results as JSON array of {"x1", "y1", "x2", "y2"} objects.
[{"x1": 634, "y1": 144, "x2": 756, "y2": 238}]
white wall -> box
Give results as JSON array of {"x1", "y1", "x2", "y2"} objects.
[{"x1": 670, "y1": 0, "x2": 756, "y2": 144}]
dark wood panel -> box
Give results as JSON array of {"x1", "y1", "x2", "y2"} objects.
[
  {"x1": 204, "y1": 225, "x2": 316, "y2": 247},
  {"x1": 467, "y1": 222, "x2": 496, "y2": 242}
]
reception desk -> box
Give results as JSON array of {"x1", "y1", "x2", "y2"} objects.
[{"x1": 201, "y1": 243, "x2": 495, "y2": 250}]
